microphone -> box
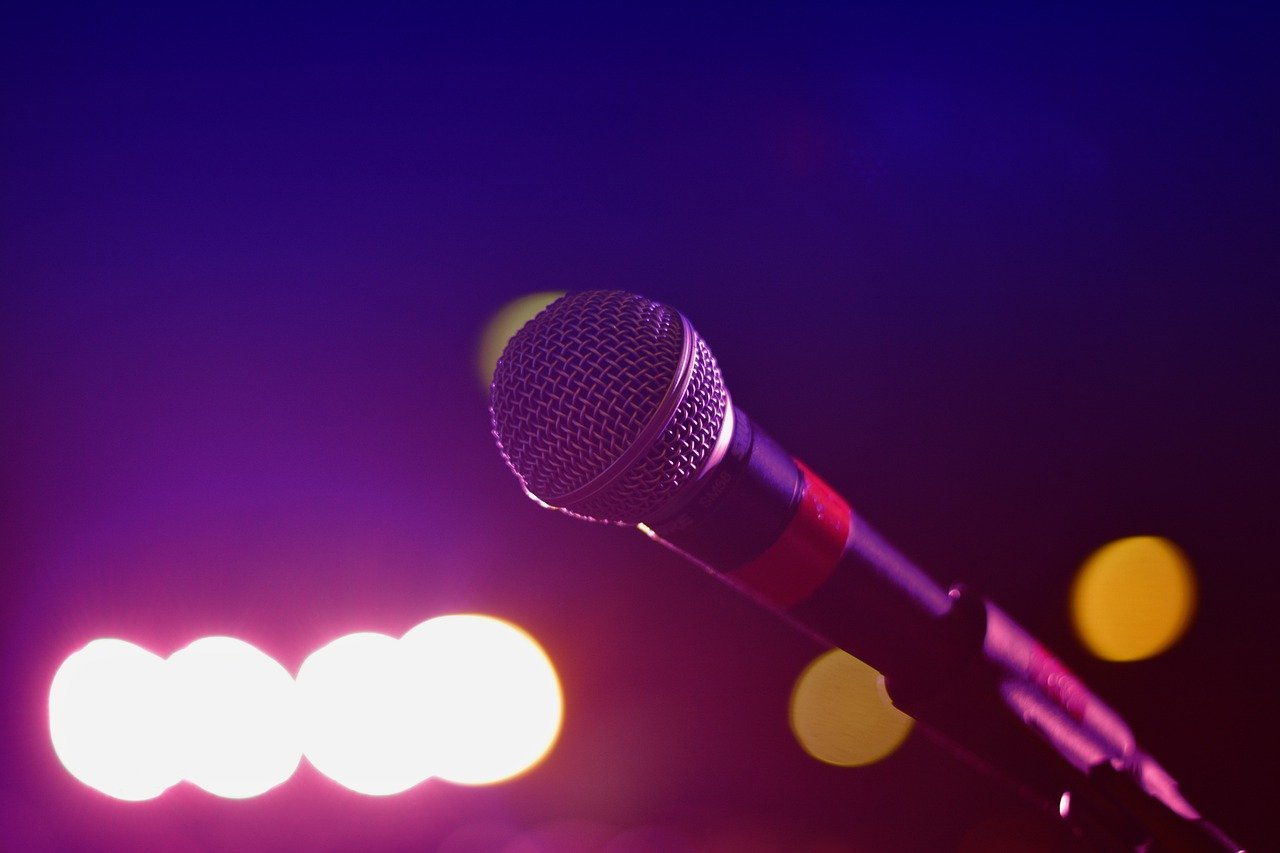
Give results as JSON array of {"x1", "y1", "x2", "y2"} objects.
[{"x1": 489, "y1": 290, "x2": 1241, "y2": 852}]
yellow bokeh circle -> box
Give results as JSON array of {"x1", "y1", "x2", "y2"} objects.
[
  {"x1": 476, "y1": 291, "x2": 566, "y2": 390},
  {"x1": 788, "y1": 649, "x2": 913, "y2": 767},
  {"x1": 1070, "y1": 536, "x2": 1197, "y2": 662}
]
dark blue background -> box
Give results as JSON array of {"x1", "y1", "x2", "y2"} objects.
[{"x1": 3, "y1": 4, "x2": 1276, "y2": 850}]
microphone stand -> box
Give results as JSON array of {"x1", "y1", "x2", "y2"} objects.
[{"x1": 876, "y1": 585, "x2": 1244, "y2": 852}]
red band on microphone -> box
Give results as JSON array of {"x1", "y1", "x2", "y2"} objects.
[{"x1": 726, "y1": 461, "x2": 851, "y2": 609}]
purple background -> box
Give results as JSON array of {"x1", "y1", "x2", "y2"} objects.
[{"x1": 2, "y1": 5, "x2": 1276, "y2": 850}]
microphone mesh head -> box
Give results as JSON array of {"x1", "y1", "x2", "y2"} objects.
[{"x1": 490, "y1": 290, "x2": 729, "y2": 524}]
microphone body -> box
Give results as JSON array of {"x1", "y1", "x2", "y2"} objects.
[{"x1": 644, "y1": 404, "x2": 955, "y2": 679}]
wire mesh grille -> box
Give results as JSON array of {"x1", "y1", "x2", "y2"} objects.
[{"x1": 490, "y1": 290, "x2": 729, "y2": 524}]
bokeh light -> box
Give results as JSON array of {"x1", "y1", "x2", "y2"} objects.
[
  {"x1": 789, "y1": 648, "x2": 912, "y2": 767},
  {"x1": 295, "y1": 632, "x2": 432, "y2": 796},
  {"x1": 50, "y1": 615, "x2": 562, "y2": 799},
  {"x1": 48, "y1": 639, "x2": 180, "y2": 801},
  {"x1": 402, "y1": 614, "x2": 563, "y2": 785},
  {"x1": 476, "y1": 291, "x2": 566, "y2": 389},
  {"x1": 1070, "y1": 536, "x2": 1198, "y2": 662},
  {"x1": 167, "y1": 637, "x2": 301, "y2": 798}
]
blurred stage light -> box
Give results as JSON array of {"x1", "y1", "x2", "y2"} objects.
[
  {"x1": 295, "y1": 632, "x2": 433, "y2": 796},
  {"x1": 50, "y1": 615, "x2": 562, "y2": 798},
  {"x1": 167, "y1": 637, "x2": 301, "y2": 798},
  {"x1": 402, "y1": 614, "x2": 562, "y2": 785},
  {"x1": 1070, "y1": 536, "x2": 1197, "y2": 662},
  {"x1": 789, "y1": 649, "x2": 912, "y2": 767},
  {"x1": 48, "y1": 639, "x2": 181, "y2": 801},
  {"x1": 476, "y1": 291, "x2": 566, "y2": 389}
]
